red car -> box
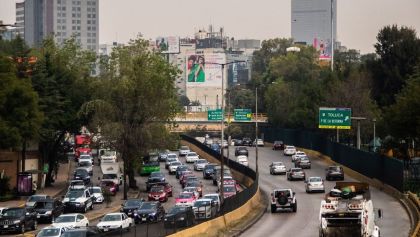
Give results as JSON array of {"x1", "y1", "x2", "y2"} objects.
[
  {"x1": 148, "y1": 185, "x2": 169, "y2": 202},
  {"x1": 175, "y1": 192, "x2": 196, "y2": 207},
  {"x1": 180, "y1": 174, "x2": 195, "y2": 187},
  {"x1": 273, "y1": 141, "x2": 285, "y2": 150},
  {"x1": 100, "y1": 180, "x2": 118, "y2": 195},
  {"x1": 222, "y1": 185, "x2": 237, "y2": 199}
]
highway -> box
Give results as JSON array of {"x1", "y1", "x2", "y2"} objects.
[{"x1": 229, "y1": 145, "x2": 410, "y2": 237}]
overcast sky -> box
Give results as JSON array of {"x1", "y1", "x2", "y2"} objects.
[{"x1": 1, "y1": 0, "x2": 419, "y2": 54}]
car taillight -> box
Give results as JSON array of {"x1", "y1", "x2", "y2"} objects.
[
  {"x1": 271, "y1": 193, "x2": 275, "y2": 202},
  {"x1": 322, "y1": 204, "x2": 335, "y2": 209}
]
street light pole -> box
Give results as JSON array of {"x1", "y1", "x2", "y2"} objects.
[
  {"x1": 373, "y1": 118, "x2": 376, "y2": 151},
  {"x1": 255, "y1": 87, "x2": 259, "y2": 179}
]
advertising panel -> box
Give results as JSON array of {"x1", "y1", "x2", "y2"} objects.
[
  {"x1": 156, "y1": 36, "x2": 180, "y2": 54},
  {"x1": 186, "y1": 53, "x2": 226, "y2": 87},
  {"x1": 313, "y1": 37, "x2": 332, "y2": 60}
]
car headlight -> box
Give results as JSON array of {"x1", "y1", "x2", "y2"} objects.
[
  {"x1": 13, "y1": 220, "x2": 21, "y2": 224},
  {"x1": 45, "y1": 211, "x2": 52, "y2": 215},
  {"x1": 178, "y1": 217, "x2": 184, "y2": 221},
  {"x1": 149, "y1": 213, "x2": 156, "y2": 216},
  {"x1": 120, "y1": 207, "x2": 124, "y2": 212}
]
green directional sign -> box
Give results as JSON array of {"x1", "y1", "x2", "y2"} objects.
[
  {"x1": 208, "y1": 109, "x2": 223, "y2": 121},
  {"x1": 319, "y1": 107, "x2": 351, "y2": 129},
  {"x1": 234, "y1": 109, "x2": 252, "y2": 121}
]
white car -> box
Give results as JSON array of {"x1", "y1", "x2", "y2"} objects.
[
  {"x1": 100, "y1": 150, "x2": 117, "y2": 163},
  {"x1": 36, "y1": 226, "x2": 68, "y2": 237},
  {"x1": 97, "y1": 212, "x2": 133, "y2": 232},
  {"x1": 185, "y1": 152, "x2": 199, "y2": 163},
  {"x1": 68, "y1": 180, "x2": 86, "y2": 190},
  {"x1": 203, "y1": 193, "x2": 221, "y2": 212},
  {"x1": 194, "y1": 159, "x2": 209, "y2": 171},
  {"x1": 284, "y1": 146, "x2": 297, "y2": 156},
  {"x1": 292, "y1": 151, "x2": 306, "y2": 162},
  {"x1": 236, "y1": 155, "x2": 249, "y2": 167},
  {"x1": 193, "y1": 198, "x2": 217, "y2": 219},
  {"x1": 305, "y1": 176, "x2": 325, "y2": 193},
  {"x1": 88, "y1": 186, "x2": 104, "y2": 203},
  {"x1": 169, "y1": 161, "x2": 183, "y2": 174},
  {"x1": 179, "y1": 146, "x2": 190, "y2": 156},
  {"x1": 52, "y1": 214, "x2": 89, "y2": 228},
  {"x1": 165, "y1": 156, "x2": 179, "y2": 169},
  {"x1": 221, "y1": 140, "x2": 229, "y2": 148},
  {"x1": 79, "y1": 154, "x2": 94, "y2": 164},
  {"x1": 269, "y1": 161, "x2": 287, "y2": 175},
  {"x1": 78, "y1": 159, "x2": 93, "y2": 175},
  {"x1": 253, "y1": 139, "x2": 265, "y2": 147}
]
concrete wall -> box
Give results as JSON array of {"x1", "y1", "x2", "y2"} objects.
[{"x1": 0, "y1": 151, "x2": 41, "y2": 190}]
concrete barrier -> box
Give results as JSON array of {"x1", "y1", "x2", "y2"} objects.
[{"x1": 407, "y1": 192, "x2": 420, "y2": 237}]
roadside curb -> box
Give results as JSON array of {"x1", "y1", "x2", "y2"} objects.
[{"x1": 229, "y1": 188, "x2": 268, "y2": 237}]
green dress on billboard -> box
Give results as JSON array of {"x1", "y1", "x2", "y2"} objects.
[{"x1": 188, "y1": 64, "x2": 205, "y2": 82}]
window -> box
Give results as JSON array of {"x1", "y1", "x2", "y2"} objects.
[
  {"x1": 77, "y1": 26, "x2": 80, "y2": 30},
  {"x1": 92, "y1": 20, "x2": 96, "y2": 24},
  {"x1": 87, "y1": 38, "x2": 91, "y2": 43},
  {"x1": 87, "y1": 32, "x2": 91, "y2": 37},
  {"x1": 72, "y1": 13, "x2": 76, "y2": 17},
  {"x1": 87, "y1": 26, "x2": 91, "y2": 31},
  {"x1": 87, "y1": 14, "x2": 91, "y2": 18},
  {"x1": 77, "y1": 20, "x2": 80, "y2": 24},
  {"x1": 72, "y1": 26, "x2": 76, "y2": 30},
  {"x1": 62, "y1": 6, "x2": 66, "y2": 11},
  {"x1": 87, "y1": 20, "x2": 91, "y2": 24}
]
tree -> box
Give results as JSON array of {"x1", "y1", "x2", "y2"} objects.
[
  {"x1": 369, "y1": 25, "x2": 420, "y2": 107},
  {"x1": 83, "y1": 38, "x2": 180, "y2": 197}
]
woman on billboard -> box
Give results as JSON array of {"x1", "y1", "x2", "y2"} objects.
[{"x1": 187, "y1": 55, "x2": 205, "y2": 82}]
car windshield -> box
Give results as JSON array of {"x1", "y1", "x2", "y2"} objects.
[
  {"x1": 196, "y1": 160, "x2": 206, "y2": 164},
  {"x1": 178, "y1": 193, "x2": 193, "y2": 199},
  {"x1": 71, "y1": 181, "x2": 85, "y2": 186},
  {"x1": 276, "y1": 190, "x2": 291, "y2": 197},
  {"x1": 66, "y1": 190, "x2": 84, "y2": 198},
  {"x1": 167, "y1": 154, "x2": 177, "y2": 159},
  {"x1": 194, "y1": 200, "x2": 211, "y2": 207},
  {"x1": 224, "y1": 186, "x2": 236, "y2": 192},
  {"x1": 286, "y1": 146, "x2": 295, "y2": 149},
  {"x1": 103, "y1": 174, "x2": 117, "y2": 179},
  {"x1": 150, "y1": 172, "x2": 163, "y2": 178},
  {"x1": 35, "y1": 202, "x2": 53, "y2": 209},
  {"x1": 300, "y1": 157, "x2": 309, "y2": 161},
  {"x1": 28, "y1": 195, "x2": 46, "y2": 202},
  {"x1": 329, "y1": 166, "x2": 342, "y2": 171},
  {"x1": 37, "y1": 228, "x2": 61, "y2": 236},
  {"x1": 273, "y1": 162, "x2": 284, "y2": 166},
  {"x1": 187, "y1": 152, "x2": 197, "y2": 156},
  {"x1": 309, "y1": 177, "x2": 322, "y2": 182},
  {"x1": 2, "y1": 208, "x2": 24, "y2": 217},
  {"x1": 168, "y1": 206, "x2": 186, "y2": 214},
  {"x1": 291, "y1": 168, "x2": 302, "y2": 172},
  {"x1": 61, "y1": 230, "x2": 90, "y2": 237},
  {"x1": 204, "y1": 195, "x2": 218, "y2": 202},
  {"x1": 177, "y1": 166, "x2": 188, "y2": 171},
  {"x1": 79, "y1": 155, "x2": 91, "y2": 159},
  {"x1": 274, "y1": 141, "x2": 283, "y2": 144},
  {"x1": 124, "y1": 200, "x2": 141, "y2": 207},
  {"x1": 102, "y1": 214, "x2": 121, "y2": 222},
  {"x1": 184, "y1": 187, "x2": 196, "y2": 192},
  {"x1": 150, "y1": 186, "x2": 164, "y2": 193},
  {"x1": 55, "y1": 215, "x2": 76, "y2": 223},
  {"x1": 79, "y1": 161, "x2": 91, "y2": 167},
  {"x1": 171, "y1": 162, "x2": 181, "y2": 166},
  {"x1": 237, "y1": 157, "x2": 247, "y2": 162},
  {"x1": 140, "y1": 202, "x2": 157, "y2": 210},
  {"x1": 180, "y1": 146, "x2": 189, "y2": 150},
  {"x1": 88, "y1": 187, "x2": 102, "y2": 194},
  {"x1": 74, "y1": 169, "x2": 87, "y2": 175},
  {"x1": 103, "y1": 151, "x2": 116, "y2": 156}
]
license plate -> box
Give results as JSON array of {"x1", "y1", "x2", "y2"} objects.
[
  {"x1": 104, "y1": 228, "x2": 108, "y2": 232},
  {"x1": 142, "y1": 218, "x2": 147, "y2": 221},
  {"x1": 37, "y1": 215, "x2": 40, "y2": 218},
  {"x1": 3, "y1": 225, "x2": 8, "y2": 228}
]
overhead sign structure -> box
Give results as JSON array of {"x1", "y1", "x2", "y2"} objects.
[
  {"x1": 234, "y1": 109, "x2": 252, "y2": 121},
  {"x1": 208, "y1": 109, "x2": 223, "y2": 121},
  {"x1": 319, "y1": 107, "x2": 351, "y2": 129}
]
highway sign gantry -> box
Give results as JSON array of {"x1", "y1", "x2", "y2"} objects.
[
  {"x1": 234, "y1": 109, "x2": 252, "y2": 121},
  {"x1": 319, "y1": 107, "x2": 351, "y2": 129},
  {"x1": 208, "y1": 109, "x2": 223, "y2": 121}
]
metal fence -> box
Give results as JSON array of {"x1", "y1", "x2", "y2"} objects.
[{"x1": 261, "y1": 127, "x2": 405, "y2": 192}]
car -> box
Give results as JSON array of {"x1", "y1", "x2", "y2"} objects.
[
  {"x1": 204, "y1": 138, "x2": 213, "y2": 146},
  {"x1": 253, "y1": 138, "x2": 265, "y2": 147},
  {"x1": 292, "y1": 151, "x2": 307, "y2": 162},
  {"x1": 62, "y1": 188, "x2": 94, "y2": 213},
  {"x1": 120, "y1": 199, "x2": 143, "y2": 218},
  {"x1": 269, "y1": 161, "x2": 287, "y2": 175},
  {"x1": 193, "y1": 159, "x2": 209, "y2": 171},
  {"x1": 175, "y1": 192, "x2": 197, "y2": 207},
  {"x1": 165, "y1": 156, "x2": 179, "y2": 169},
  {"x1": 203, "y1": 193, "x2": 221, "y2": 212},
  {"x1": 36, "y1": 226, "x2": 67, "y2": 237},
  {"x1": 136, "y1": 201, "x2": 165, "y2": 223},
  {"x1": 179, "y1": 170, "x2": 194, "y2": 182},
  {"x1": 99, "y1": 150, "x2": 117, "y2": 163},
  {"x1": 284, "y1": 145, "x2": 297, "y2": 156},
  {"x1": 52, "y1": 213, "x2": 89, "y2": 228},
  {"x1": 180, "y1": 174, "x2": 197, "y2": 188},
  {"x1": 236, "y1": 155, "x2": 249, "y2": 166},
  {"x1": 79, "y1": 154, "x2": 94, "y2": 165},
  {"x1": 168, "y1": 161, "x2": 183, "y2": 174},
  {"x1": 221, "y1": 140, "x2": 229, "y2": 148},
  {"x1": 158, "y1": 150, "x2": 170, "y2": 162},
  {"x1": 97, "y1": 212, "x2": 133, "y2": 232},
  {"x1": 185, "y1": 152, "x2": 200, "y2": 163},
  {"x1": 33, "y1": 198, "x2": 64, "y2": 223},
  {"x1": 221, "y1": 185, "x2": 237, "y2": 199},
  {"x1": 26, "y1": 195, "x2": 51, "y2": 208},
  {"x1": 305, "y1": 177, "x2": 325, "y2": 193},
  {"x1": 179, "y1": 146, "x2": 190, "y2": 156},
  {"x1": 183, "y1": 187, "x2": 200, "y2": 199},
  {"x1": 193, "y1": 199, "x2": 217, "y2": 219},
  {"x1": 286, "y1": 168, "x2": 306, "y2": 181},
  {"x1": 100, "y1": 180, "x2": 118, "y2": 195},
  {"x1": 87, "y1": 187, "x2": 104, "y2": 204},
  {"x1": 234, "y1": 147, "x2": 248, "y2": 156},
  {"x1": 68, "y1": 180, "x2": 86, "y2": 190},
  {"x1": 60, "y1": 227, "x2": 99, "y2": 237},
  {"x1": 217, "y1": 176, "x2": 236, "y2": 191},
  {"x1": 233, "y1": 139, "x2": 243, "y2": 146},
  {"x1": 146, "y1": 172, "x2": 166, "y2": 191},
  {"x1": 270, "y1": 188, "x2": 297, "y2": 213},
  {"x1": 210, "y1": 143, "x2": 221, "y2": 153},
  {"x1": 295, "y1": 156, "x2": 311, "y2": 169},
  {"x1": 175, "y1": 165, "x2": 191, "y2": 179},
  {"x1": 77, "y1": 160, "x2": 93, "y2": 175},
  {"x1": 72, "y1": 168, "x2": 91, "y2": 185},
  {"x1": 0, "y1": 207, "x2": 37, "y2": 234},
  {"x1": 242, "y1": 137, "x2": 252, "y2": 146},
  {"x1": 272, "y1": 140, "x2": 285, "y2": 150},
  {"x1": 203, "y1": 163, "x2": 219, "y2": 179},
  {"x1": 0, "y1": 207, "x2": 6, "y2": 216},
  {"x1": 325, "y1": 166, "x2": 345, "y2": 181},
  {"x1": 164, "y1": 206, "x2": 196, "y2": 229},
  {"x1": 148, "y1": 185, "x2": 169, "y2": 202},
  {"x1": 212, "y1": 167, "x2": 232, "y2": 186}
]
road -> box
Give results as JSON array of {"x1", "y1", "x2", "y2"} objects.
[{"x1": 232, "y1": 145, "x2": 410, "y2": 237}]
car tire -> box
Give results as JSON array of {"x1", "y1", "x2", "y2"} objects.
[
  {"x1": 83, "y1": 205, "x2": 87, "y2": 213},
  {"x1": 32, "y1": 220, "x2": 37, "y2": 230},
  {"x1": 271, "y1": 205, "x2": 276, "y2": 213},
  {"x1": 292, "y1": 203, "x2": 297, "y2": 212},
  {"x1": 90, "y1": 202, "x2": 94, "y2": 210},
  {"x1": 127, "y1": 223, "x2": 131, "y2": 232}
]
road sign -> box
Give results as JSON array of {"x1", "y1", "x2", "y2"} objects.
[
  {"x1": 319, "y1": 107, "x2": 351, "y2": 129},
  {"x1": 234, "y1": 109, "x2": 252, "y2": 121},
  {"x1": 208, "y1": 109, "x2": 223, "y2": 121}
]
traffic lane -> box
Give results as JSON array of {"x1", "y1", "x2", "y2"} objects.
[{"x1": 231, "y1": 146, "x2": 409, "y2": 237}]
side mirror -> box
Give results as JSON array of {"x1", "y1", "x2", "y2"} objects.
[
  {"x1": 293, "y1": 192, "x2": 296, "y2": 195},
  {"x1": 376, "y1": 209, "x2": 383, "y2": 219}
]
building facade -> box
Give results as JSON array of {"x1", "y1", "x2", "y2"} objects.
[
  {"x1": 291, "y1": 0, "x2": 337, "y2": 58},
  {"x1": 16, "y1": 2, "x2": 25, "y2": 38}
]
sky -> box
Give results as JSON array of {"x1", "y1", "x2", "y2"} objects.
[{"x1": 1, "y1": 0, "x2": 419, "y2": 54}]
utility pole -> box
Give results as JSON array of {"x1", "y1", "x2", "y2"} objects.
[
  {"x1": 331, "y1": 0, "x2": 334, "y2": 71},
  {"x1": 220, "y1": 64, "x2": 225, "y2": 201},
  {"x1": 255, "y1": 87, "x2": 259, "y2": 179}
]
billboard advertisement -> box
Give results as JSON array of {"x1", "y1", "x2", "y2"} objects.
[
  {"x1": 186, "y1": 53, "x2": 226, "y2": 87},
  {"x1": 313, "y1": 37, "x2": 332, "y2": 60},
  {"x1": 156, "y1": 36, "x2": 180, "y2": 54}
]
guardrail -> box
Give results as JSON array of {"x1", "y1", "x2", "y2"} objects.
[{"x1": 407, "y1": 192, "x2": 420, "y2": 237}]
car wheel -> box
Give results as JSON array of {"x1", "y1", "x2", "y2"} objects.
[
  {"x1": 90, "y1": 202, "x2": 94, "y2": 210},
  {"x1": 20, "y1": 224, "x2": 25, "y2": 233},
  {"x1": 293, "y1": 203, "x2": 297, "y2": 212},
  {"x1": 83, "y1": 205, "x2": 87, "y2": 213},
  {"x1": 271, "y1": 205, "x2": 276, "y2": 213},
  {"x1": 127, "y1": 223, "x2": 131, "y2": 232},
  {"x1": 32, "y1": 220, "x2": 37, "y2": 230}
]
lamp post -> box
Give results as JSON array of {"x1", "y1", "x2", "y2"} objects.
[
  {"x1": 373, "y1": 118, "x2": 376, "y2": 152},
  {"x1": 255, "y1": 87, "x2": 259, "y2": 179}
]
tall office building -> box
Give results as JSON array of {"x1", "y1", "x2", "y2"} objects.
[
  {"x1": 291, "y1": 0, "x2": 337, "y2": 57},
  {"x1": 16, "y1": 2, "x2": 25, "y2": 38},
  {"x1": 16, "y1": 0, "x2": 99, "y2": 52}
]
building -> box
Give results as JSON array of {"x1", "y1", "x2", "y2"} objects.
[
  {"x1": 16, "y1": 2, "x2": 25, "y2": 38},
  {"x1": 291, "y1": 0, "x2": 337, "y2": 58},
  {"x1": 16, "y1": 0, "x2": 99, "y2": 52}
]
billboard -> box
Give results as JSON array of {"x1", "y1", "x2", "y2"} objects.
[
  {"x1": 156, "y1": 36, "x2": 180, "y2": 54},
  {"x1": 313, "y1": 37, "x2": 332, "y2": 60},
  {"x1": 186, "y1": 53, "x2": 226, "y2": 87}
]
